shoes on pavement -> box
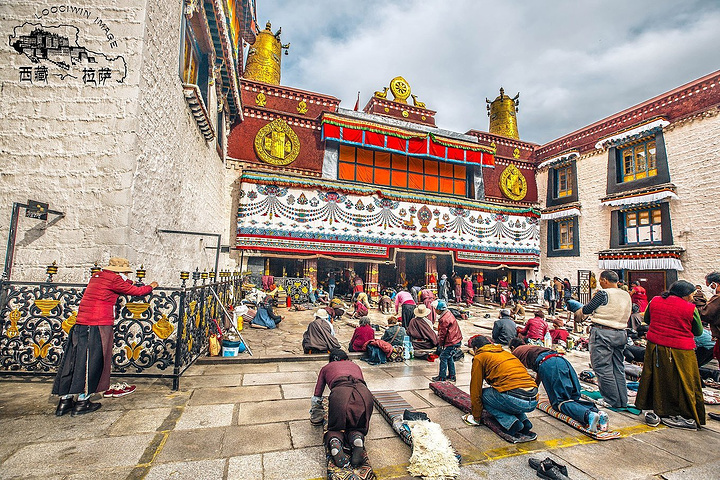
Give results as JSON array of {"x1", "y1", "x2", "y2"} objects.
[
  {"x1": 708, "y1": 412, "x2": 720, "y2": 421},
  {"x1": 645, "y1": 412, "x2": 661, "y2": 427},
  {"x1": 447, "y1": 376, "x2": 457, "y2": 383},
  {"x1": 55, "y1": 397, "x2": 75, "y2": 416},
  {"x1": 661, "y1": 415, "x2": 697, "y2": 430},
  {"x1": 529, "y1": 457, "x2": 569, "y2": 477},
  {"x1": 537, "y1": 463, "x2": 570, "y2": 480},
  {"x1": 431, "y1": 375, "x2": 447, "y2": 382},
  {"x1": 71, "y1": 399, "x2": 102, "y2": 416},
  {"x1": 104, "y1": 382, "x2": 136, "y2": 398}
]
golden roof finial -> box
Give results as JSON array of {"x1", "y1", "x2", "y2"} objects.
[
  {"x1": 244, "y1": 20, "x2": 290, "y2": 85},
  {"x1": 486, "y1": 88, "x2": 520, "y2": 139}
]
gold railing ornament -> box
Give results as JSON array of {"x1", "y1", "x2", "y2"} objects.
[
  {"x1": 136, "y1": 264, "x2": 146, "y2": 284},
  {"x1": 152, "y1": 315, "x2": 174, "y2": 339},
  {"x1": 90, "y1": 262, "x2": 101, "y2": 276},
  {"x1": 125, "y1": 302, "x2": 150, "y2": 320},
  {"x1": 61, "y1": 311, "x2": 77, "y2": 334},
  {"x1": 34, "y1": 299, "x2": 60, "y2": 316},
  {"x1": 45, "y1": 261, "x2": 58, "y2": 282},
  {"x1": 180, "y1": 271, "x2": 190, "y2": 287}
]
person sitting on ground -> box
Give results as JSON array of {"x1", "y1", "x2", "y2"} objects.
[
  {"x1": 381, "y1": 316, "x2": 406, "y2": 346},
  {"x1": 627, "y1": 303, "x2": 644, "y2": 332},
  {"x1": 431, "y1": 300, "x2": 463, "y2": 382},
  {"x1": 508, "y1": 301, "x2": 526, "y2": 321},
  {"x1": 378, "y1": 293, "x2": 393, "y2": 314},
  {"x1": 510, "y1": 339, "x2": 608, "y2": 432},
  {"x1": 328, "y1": 297, "x2": 346, "y2": 320},
  {"x1": 518, "y1": 310, "x2": 548, "y2": 346},
  {"x1": 351, "y1": 292, "x2": 370, "y2": 319},
  {"x1": 636, "y1": 280, "x2": 705, "y2": 429},
  {"x1": 265, "y1": 282, "x2": 280, "y2": 298},
  {"x1": 251, "y1": 296, "x2": 283, "y2": 329},
  {"x1": 492, "y1": 308, "x2": 518, "y2": 346},
  {"x1": 549, "y1": 317, "x2": 569, "y2": 346},
  {"x1": 315, "y1": 285, "x2": 329, "y2": 305},
  {"x1": 311, "y1": 349, "x2": 373, "y2": 468},
  {"x1": 302, "y1": 309, "x2": 341, "y2": 354},
  {"x1": 349, "y1": 316, "x2": 375, "y2": 352},
  {"x1": 407, "y1": 304, "x2": 439, "y2": 350},
  {"x1": 463, "y1": 335, "x2": 539, "y2": 439},
  {"x1": 395, "y1": 287, "x2": 417, "y2": 329}
]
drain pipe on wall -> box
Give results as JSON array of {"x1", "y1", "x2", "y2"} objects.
[{"x1": 157, "y1": 229, "x2": 221, "y2": 282}]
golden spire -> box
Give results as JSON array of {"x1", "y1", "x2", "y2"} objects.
[
  {"x1": 243, "y1": 21, "x2": 290, "y2": 85},
  {"x1": 486, "y1": 88, "x2": 520, "y2": 139}
]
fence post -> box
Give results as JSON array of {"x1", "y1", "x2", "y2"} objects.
[{"x1": 173, "y1": 288, "x2": 186, "y2": 391}]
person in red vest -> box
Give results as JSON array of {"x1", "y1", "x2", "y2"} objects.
[
  {"x1": 52, "y1": 257, "x2": 157, "y2": 416},
  {"x1": 635, "y1": 280, "x2": 705, "y2": 429},
  {"x1": 630, "y1": 281, "x2": 648, "y2": 312}
]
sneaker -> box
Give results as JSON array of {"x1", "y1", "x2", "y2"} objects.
[
  {"x1": 645, "y1": 411, "x2": 661, "y2": 427},
  {"x1": 587, "y1": 411, "x2": 600, "y2": 433},
  {"x1": 594, "y1": 398, "x2": 614, "y2": 409},
  {"x1": 431, "y1": 375, "x2": 447, "y2": 382},
  {"x1": 597, "y1": 411, "x2": 609, "y2": 432},
  {"x1": 110, "y1": 382, "x2": 136, "y2": 398},
  {"x1": 447, "y1": 376, "x2": 457, "y2": 383},
  {"x1": 661, "y1": 415, "x2": 697, "y2": 430}
]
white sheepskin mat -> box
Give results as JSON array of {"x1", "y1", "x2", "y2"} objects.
[{"x1": 406, "y1": 420, "x2": 460, "y2": 479}]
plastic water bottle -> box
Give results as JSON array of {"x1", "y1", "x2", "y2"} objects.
[
  {"x1": 403, "y1": 335, "x2": 412, "y2": 360},
  {"x1": 544, "y1": 331, "x2": 552, "y2": 348}
]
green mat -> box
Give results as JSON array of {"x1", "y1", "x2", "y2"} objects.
[{"x1": 581, "y1": 390, "x2": 642, "y2": 415}]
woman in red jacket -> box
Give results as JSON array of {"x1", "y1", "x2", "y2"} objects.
[
  {"x1": 52, "y1": 257, "x2": 157, "y2": 416},
  {"x1": 635, "y1": 280, "x2": 704, "y2": 429}
]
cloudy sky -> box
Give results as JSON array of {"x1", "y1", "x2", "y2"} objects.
[{"x1": 252, "y1": 0, "x2": 720, "y2": 144}]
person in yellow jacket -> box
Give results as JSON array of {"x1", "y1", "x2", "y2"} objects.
[{"x1": 464, "y1": 335, "x2": 539, "y2": 439}]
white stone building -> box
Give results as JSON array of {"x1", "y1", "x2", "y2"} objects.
[{"x1": 0, "y1": 1, "x2": 256, "y2": 283}]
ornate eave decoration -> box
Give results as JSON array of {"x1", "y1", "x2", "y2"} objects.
[
  {"x1": 183, "y1": 84, "x2": 216, "y2": 141},
  {"x1": 540, "y1": 203, "x2": 581, "y2": 221},
  {"x1": 594, "y1": 118, "x2": 669, "y2": 151},
  {"x1": 536, "y1": 150, "x2": 579, "y2": 170},
  {"x1": 597, "y1": 245, "x2": 685, "y2": 271},
  {"x1": 205, "y1": 0, "x2": 242, "y2": 120},
  {"x1": 600, "y1": 183, "x2": 678, "y2": 208}
]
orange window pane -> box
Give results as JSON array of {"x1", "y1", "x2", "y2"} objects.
[
  {"x1": 356, "y1": 148, "x2": 373, "y2": 166},
  {"x1": 439, "y1": 162, "x2": 453, "y2": 177},
  {"x1": 338, "y1": 162, "x2": 355, "y2": 181},
  {"x1": 424, "y1": 159, "x2": 438, "y2": 175},
  {"x1": 339, "y1": 145, "x2": 355, "y2": 162},
  {"x1": 357, "y1": 164, "x2": 373, "y2": 183},
  {"x1": 391, "y1": 153, "x2": 407, "y2": 170},
  {"x1": 408, "y1": 173, "x2": 424, "y2": 190},
  {"x1": 454, "y1": 180, "x2": 466, "y2": 195},
  {"x1": 409, "y1": 157, "x2": 424, "y2": 173},
  {"x1": 392, "y1": 170, "x2": 407, "y2": 188},
  {"x1": 454, "y1": 165, "x2": 466, "y2": 179},
  {"x1": 375, "y1": 151, "x2": 390, "y2": 168},
  {"x1": 375, "y1": 169, "x2": 390, "y2": 185},
  {"x1": 425, "y1": 176, "x2": 439, "y2": 192},
  {"x1": 439, "y1": 177, "x2": 453, "y2": 194}
]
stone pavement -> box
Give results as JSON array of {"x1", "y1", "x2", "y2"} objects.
[{"x1": 2, "y1": 304, "x2": 720, "y2": 479}]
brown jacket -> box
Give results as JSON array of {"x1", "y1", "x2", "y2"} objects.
[
  {"x1": 698, "y1": 294, "x2": 720, "y2": 339},
  {"x1": 469, "y1": 344, "x2": 536, "y2": 419}
]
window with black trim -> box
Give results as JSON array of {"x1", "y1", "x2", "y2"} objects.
[
  {"x1": 337, "y1": 144, "x2": 467, "y2": 196},
  {"x1": 623, "y1": 208, "x2": 662, "y2": 245},
  {"x1": 547, "y1": 218, "x2": 579, "y2": 257},
  {"x1": 180, "y1": 18, "x2": 210, "y2": 105},
  {"x1": 620, "y1": 139, "x2": 657, "y2": 183},
  {"x1": 546, "y1": 161, "x2": 578, "y2": 207}
]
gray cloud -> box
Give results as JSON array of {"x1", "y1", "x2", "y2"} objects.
[{"x1": 254, "y1": 0, "x2": 720, "y2": 144}]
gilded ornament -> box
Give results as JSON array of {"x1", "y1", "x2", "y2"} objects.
[
  {"x1": 487, "y1": 88, "x2": 520, "y2": 139},
  {"x1": 402, "y1": 110, "x2": 409, "y2": 118},
  {"x1": 61, "y1": 311, "x2": 77, "y2": 334},
  {"x1": 34, "y1": 299, "x2": 59, "y2": 316},
  {"x1": 390, "y1": 76, "x2": 411, "y2": 104},
  {"x1": 243, "y1": 21, "x2": 290, "y2": 85},
  {"x1": 152, "y1": 315, "x2": 174, "y2": 339},
  {"x1": 297, "y1": 100, "x2": 308, "y2": 115},
  {"x1": 7, "y1": 309, "x2": 21, "y2": 338},
  {"x1": 254, "y1": 118, "x2": 301, "y2": 166},
  {"x1": 421, "y1": 115, "x2": 427, "y2": 120},
  {"x1": 513, "y1": 147, "x2": 520, "y2": 159},
  {"x1": 125, "y1": 302, "x2": 150, "y2": 320},
  {"x1": 124, "y1": 342, "x2": 144, "y2": 361},
  {"x1": 374, "y1": 87, "x2": 389, "y2": 99},
  {"x1": 384, "y1": 107, "x2": 389, "y2": 113},
  {"x1": 499, "y1": 164, "x2": 528, "y2": 201},
  {"x1": 411, "y1": 94, "x2": 426, "y2": 109},
  {"x1": 32, "y1": 339, "x2": 50, "y2": 359},
  {"x1": 255, "y1": 92, "x2": 267, "y2": 107}
]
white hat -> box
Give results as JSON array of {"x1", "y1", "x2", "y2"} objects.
[{"x1": 315, "y1": 309, "x2": 329, "y2": 320}]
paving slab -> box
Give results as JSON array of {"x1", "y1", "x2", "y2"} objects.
[
  {"x1": 262, "y1": 446, "x2": 326, "y2": 480},
  {"x1": 107, "y1": 407, "x2": 172, "y2": 435},
  {"x1": 460, "y1": 451, "x2": 595, "y2": 480},
  {"x1": 288, "y1": 420, "x2": 324, "y2": 448},
  {"x1": 188, "y1": 385, "x2": 282, "y2": 405},
  {"x1": 0, "y1": 410, "x2": 123, "y2": 444},
  {"x1": 99, "y1": 389, "x2": 191, "y2": 411},
  {"x1": 366, "y1": 410, "x2": 400, "y2": 440},
  {"x1": 417, "y1": 405, "x2": 470, "y2": 430},
  {"x1": 415, "y1": 388, "x2": 452, "y2": 407},
  {"x1": 280, "y1": 383, "x2": 315, "y2": 400},
  {"x1": 155, "y1": 427, "x2": 226, "y2": 463},
  {"x1": 64, "y1": 467, "x2": 136, "y2": 480},
  {"x1": 661, "y1": 459, "x2": 720, "y2": 479},
  {"x1": 221, "y1": 423, "x2": 292, "y2": 456},
  {"x1": 242, "y1": 371, "x2": 318, "y2": 386},
  {"x1": 145, "y1": 458, "x2": 226, "y2": 480},
  {"x1": 634, "y1": 427, "x2": 720, "y2": 464},
  {"x1": 364, "y1": 435, "x2": 411, "y2": 472},
  {"x1": 277, "y1": 361, "x2": 326, "y2": 372},
  {"x1": 1, "y1": 433, "x2": 153, "y2": 477},
  {"x1": 180, "y1": 374, "x2": 244, "y2": 389},
  {"x1": 204, "y1": 363, "x2": 279, "y2": 374},
  {"x1": 237, "y1": 398, "x2": 309, "y2": 425},
  {"x1": 368, "y1": 375, "x2": 434, "y2": 392},
  {"x1": 396, "y1": 389, "x2": 433, "y2": 409},
  {"x1": 175, "y1": 403, "x2": 235, "y2": 430},
  {"x1": 552, "y1": 435, "x2": 691, "y2": 480},
  {"x1": 226, "y1": 453, "x2": 264, "y2": 480}
]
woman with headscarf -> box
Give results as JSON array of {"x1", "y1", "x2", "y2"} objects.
[
  {"x1": 349, "y1": 316, "x2": 375, "y2": 352},
  {"x1": 635, "y1": 280, "x2": 705, "y2": 429},
  {"x1": 302, "y1": 309, "x2": 341, "y2": 354},
  {"x1": 352, "y1": 292, "x2": 370, "y2": 318},
  {"x1": 462, "y1": 275, "x2": 474, "y2": 305},
  {"x1": 52, "y1": 257, "x2": 158, "y2": 416},
  {"x1": 311, "y1": 349, "x2": 373, "y2": 468},
  {"x1": 381, "y1": 316, "x2": 406, "y2": 346}
]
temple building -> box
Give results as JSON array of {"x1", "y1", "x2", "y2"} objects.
[
  {"x1": 228, "y1": 22, "x2": 541, "y2": 297},
  {"x1": 535, "y1": 70, "x2": 720, "y2": 299}
]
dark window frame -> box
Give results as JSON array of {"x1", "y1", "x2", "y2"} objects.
[
  {"x1": 547, "y1": 217, "x2": 580, "y2": 257},
  {"x1": 606, "y1": 131, "x2": 670, "y2": 195},
  {"x1": 546, "y1": 160, "x2": 578, "y2": 207},
  {"x1": 609, "y1": 202, "x2": 673, "y2": 249}
]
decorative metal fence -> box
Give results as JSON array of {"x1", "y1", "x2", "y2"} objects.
[{"x1": 0, "y1": 272, "x2": 244, "y2": 390}]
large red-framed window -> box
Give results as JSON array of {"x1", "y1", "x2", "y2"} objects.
[{"x1": 338, "y1": 145, "x2": 466, "y2": 196}]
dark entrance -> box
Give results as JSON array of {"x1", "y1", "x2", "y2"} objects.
[{"x1": 628, "y1": 270, "x2": 668, "y2": 302}]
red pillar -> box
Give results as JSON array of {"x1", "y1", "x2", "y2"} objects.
[
  {"x1": 425, "y1": 255, "x2": 438, "y2": 290},
  {"x1": 366, "y1": 262, "x2": 379, "y2": 299}
]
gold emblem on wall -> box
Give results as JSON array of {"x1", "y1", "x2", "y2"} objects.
[
  {"x1": 499, "y1": 164, "x2": 528, "y2": 201},
  {"x1": 255, "y1": 92, "x2": 267, "y2": 107},
  {"x1": 254, "y1": 118, "x2": 301, "y2": 166},
  {"x1": 513, "y1": 147, "x2": 520, "y2": 159},
  {"x1": 389, "y1": 76, "x2": 411, "y2": 104},
  {"x1": 297, "y1": 100, "x2": 308, "y2": 115}
]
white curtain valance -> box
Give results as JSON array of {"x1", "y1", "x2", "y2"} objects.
[
  {"x1": 598, "y1": 257, "x2": 683, "y2": 271},
  {"x1": 540, "y1": 208, "x2": 581, "y2": 220},
  {"x1": 594, "y1": 119, "x2": 669, "y2": 150},
  {"x1": 602, "y1": 190, "x2": 678, "y2": 207},
  {"x1": 537, "y1": 151, "x2": 579, "y2": 170}
]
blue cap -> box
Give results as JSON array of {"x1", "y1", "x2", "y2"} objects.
[{"x1": 435, "y1": 300, "x2": 447, "y2": 311}]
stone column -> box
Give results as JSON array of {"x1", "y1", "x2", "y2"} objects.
[{"x1": 366, "y1": 262, "x2": 379, "y2": 299}]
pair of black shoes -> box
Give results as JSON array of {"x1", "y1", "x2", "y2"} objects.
[
  {"x1": 430, "y1": 375, "x2": 456, "y2": 382},
  {"x1": 55, "y1": 398, "x2": 102, "y2": 417},
  {"x1": 529, "y1": 457, "x2": 570, "y2": 479}
]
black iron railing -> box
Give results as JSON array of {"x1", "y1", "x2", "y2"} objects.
[{"x1": 0, "y1": 275, "x2": 244, "y2": 389}]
